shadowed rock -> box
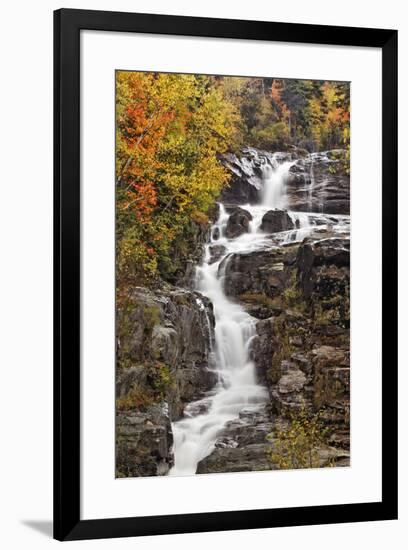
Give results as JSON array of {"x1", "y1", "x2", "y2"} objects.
[
  {"x1": 225, "y1": 207, "x2": 253, "y2": 238},
  {"x1": 260, "y1": 209, "x2": 295, "y2": 233}
]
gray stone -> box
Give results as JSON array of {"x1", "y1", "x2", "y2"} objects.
[
  {"x1": 225, "y1": 207, "x2": 253, "y2": 239},
  {"x1": 260, "y1": 209, "x2": 295, "y2": 233},
  {"x1": 208, "y1": 244, "x2": 227, "y2": 264},
  {"x1": 116, "y1": 403, "x2": 174, "y2": 477},
  {"x1": 117, "y1": 286, "x2": 217, "y2": 417}
]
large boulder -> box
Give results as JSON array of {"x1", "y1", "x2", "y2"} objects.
[
  {"x1": 225, "y1": 207, "x2": 252, "y2": 238},
  {"x1": 220, "y1": 245, "x2": 298, "y2": 298},
  {"x1": 260, "y1": 209, "x2": 295, "y2": 233}
]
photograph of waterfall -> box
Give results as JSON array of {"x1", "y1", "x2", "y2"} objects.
[{"x1": 115, "y1": 71, "x2": 350, "y2": 478}]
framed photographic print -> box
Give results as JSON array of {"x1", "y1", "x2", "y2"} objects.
[{"x1": 54, "y1": 8, "x2": 398, "y2": 541}]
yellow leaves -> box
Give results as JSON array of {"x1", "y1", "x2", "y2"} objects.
[
  {"x1": 268, "y1": 408, "x2": 330, "y2": 470},
  {"x1": 191, "y1": 210, "x2": 209, "y2": 226},
  {"x1": 304, "y1": 81, "x2": 350, "y2": 150},
  {"x1": 321, "y1": 81, "x2": 338, "y2": 107},
  {"x1": 116, "y1": 71, "x2": 240, "y2": 286}
]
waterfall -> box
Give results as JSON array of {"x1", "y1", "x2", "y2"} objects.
[
  {"x1": 261, "y1": 160, "x2": 295, "y2": 209},
  {"x1": 308, "y1": 158, "x2": 315, "y2": 211},
  {"x1": 169, "y1": 152, "x2": 348, "y2": 476},
  {"x1": 169, "y1": 209, "x2": 269, "y2": 476}
]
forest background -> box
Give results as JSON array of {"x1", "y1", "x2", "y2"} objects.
[{"x1": 116, "y1": 73, "x2": 350, "y2": 288}]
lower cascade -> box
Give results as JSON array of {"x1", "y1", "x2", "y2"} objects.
[
  {"x1": 170, "y1": 205, "x2": 267, "y2": 475},
  {"x1": 169, "y1": 206, "x2": 269, "y2": 475},
  {"x1": 169, "y1": 157, "x2": 349, "y2": 476}
]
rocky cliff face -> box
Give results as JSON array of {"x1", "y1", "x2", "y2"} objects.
[
  {"x1": 197, "y1": 234, "x2": 350, "y2": 474},
  {"x1": 221, "y1": 147, "x2": 349, "y2": 215},
  {"x1": 116, "y1": 285, "x2": 217, "y2": 477},
  {"x1": 116, "y1": 403, "x2": 173, "y2": 477},
  {"x1": 117, "y1": 146, "x2": 350, "y2": 477}
]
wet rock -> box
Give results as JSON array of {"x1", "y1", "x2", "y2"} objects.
[
  {"x1": 225, "y1": 207, "x2": 253, "y2": 238},
  {"x1": 116, "y1": 284, "x2": 221, "y2": 477},
  {"x1": 220, "y1": 148, "x2": 271, "y2": 204},
  {"x1": 286, "y1": 149, "x2": 350, "y2": 215},
  {"x1": 208, "y1": 244, "x2": 227, "y2": 264},
  {"x1": 196, "y1": 405, "x2": 275, "y2": 473},
  {"x1": 260, "y1": 209, "x2": 295, "y2": 233},
  {"x1": 220, "y1": 147, "x2": 349, "y2": 214},
  {"x1": 197, "y1": 444, "x2": 275, "y2": 473},
  {"x1": 243, "y1": 302, "x2": 283, "y2": 320},
  {"x1": 116, "y1": 403, "x2": 174, "y2": 477},
  {"x1": 221, "y1": 246, "x2": 297, "y2": 298}
]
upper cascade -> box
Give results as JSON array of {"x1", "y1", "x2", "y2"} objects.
[{"x1": 220, "y1": 147, "x2": 350, "y2": 215}]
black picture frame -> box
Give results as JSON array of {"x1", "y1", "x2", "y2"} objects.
[{"x1": 54, "y1": 8, "x2": 398, "y2": 541}]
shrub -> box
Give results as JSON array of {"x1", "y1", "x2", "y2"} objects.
[{"x1": 267, "y1": 408, "x2": 331, "y2": 469}]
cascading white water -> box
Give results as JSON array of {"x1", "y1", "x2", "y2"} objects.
[
  {"x1": 261, "y1": 160, "x2": 295, "y2": 208},
  {"x1": 169, "y1": 155, "x2": 349, "y2": 476},
  {"x1": 308, "y1": 158, "x2": 315, "y2": 210},
  {"x1": 169, "y1": 204, "x2": 269, "y2": 476}
]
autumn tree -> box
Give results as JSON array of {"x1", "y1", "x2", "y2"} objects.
[
  {"x1": 115, "y1": 72, "x2": 350, "y2": 290},
  {"x1": 116, "y1": 71, "x2": 240, "y2": 287}
]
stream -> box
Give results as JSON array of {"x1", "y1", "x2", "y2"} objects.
[{"x1": 169, "y1": 156, "x2": 349, "y2": 476}]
